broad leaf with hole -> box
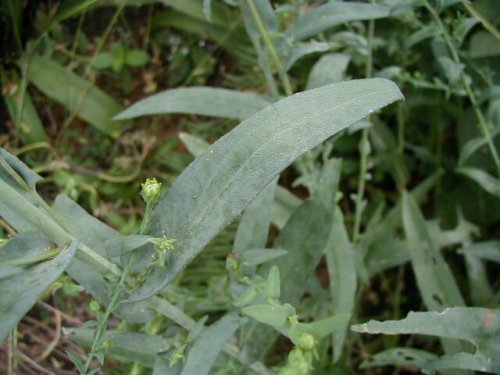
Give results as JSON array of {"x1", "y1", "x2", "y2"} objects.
[{"x1": 352, "y1": 308, "x2": 499, "y2": 373}]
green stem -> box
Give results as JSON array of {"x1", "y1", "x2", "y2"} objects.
[
  {"x1": 352, "y1": 17, "x2": 375, "y2": 243},
  {"x1": 247, "y1": 0, "x2": 293, "y2": 96},
  {"x1": 463, "y1": 0, "x2": 500, "y2": 40},
  {"x1": 83, "y1": 252, "x2": 136, "y2": 374},
  {"x1": 423, "y1": 0, "x2": 500, "y2": 175}
]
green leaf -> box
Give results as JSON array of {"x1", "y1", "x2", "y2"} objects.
[
  {"x1": 461, "y1": 241, "x2": 500, "y2": 263},
  {"x1": 179, "y1": 132, "x2": 282, "y2": 248},
  {"x1": 272, "y1": 185, "x2": 301, "y2": 229},
  {"x1": 26, "y1": 55, "x2": 124, "y2": 137},
  {"x1": 359, "y1": 348, "x2": 438, "y2": 369},
  {"x1": 179, "y1": 132, "x2": 210, "y2": 157},
  {"x1": 0, "y1": 232, "x2": 53, "y2": 261},
  {"x1": 181, "y1": 313, "x2": 246, "y2": 375},
  {"x1": 469, "y1": 31, "x2": 500, "y2": 58},
  {"x1": 294, "y1": 2, "x2": 391, "y2": 40},
  {"x1": 352, "y1": 308, "x2": 500, "y2": 373},
  {"x1": 130, "y1": 78, "x2": 403, "y2": 302},
  {"x1": 402, "y1": 191, "x2": 469, "y2": 357},
  {"x1": 295, "y1": 315, "x2": 351, "y2": 341},
  {"x1": 2, "y1": 71, "x2": 49, "y2": 144},
  {"x1": 325, "y1": 208, "x2": 357, "y2": 362},
  {"x1": 202, "y1": 0, "x2": 211, "y2": 22},
  {"x1": 240, "y1": 248, "x2": 287, "y2": 266},
  {"x1": 104, "y1": 235, "x2": 151, "y2": 258},
  {"x1": 115, "y1": 87, "x2": 271, "y2": 120},
  {"x1": 242, "y1": 303, "x2": 296, "y2": 334},
  {"x1": 284, "y1": 41, "x2": 331, "y2": 72},
  {"x1": 0, "y1": 240, "x2": 77, "y2": 342},
  {"x1": 234, "y1": 179, "x2": 277, "y2": 253},
  {"x1": 264, "y1": 265, "x2": 280, "y2": 300},
  {"x1": 266, "y1": 200, "x2": 333, "y2": 305},
  {"x1": 363, "y1": 170, "x2": 444, "y2": 276},
  {"x1": 306, "y1": 53, "x2": 350, "y2": 90},
  {"x1": 402, "y1": 191, "x2": 466, "y2": 309},
  {"x1": 92, "y1": 52, "x2": 114, "y2": 69},
  {"x1": 457, "y1": 167, "x2": 500, "y2": 197},
  {"x1": 240, "y1": 199, "x2": 334, "y2": 361},
  {"x1": 125, "y1": 49, "x2": 150, "y2": 67}
]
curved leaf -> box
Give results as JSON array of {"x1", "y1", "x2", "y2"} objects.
[
  {"x1": 115, "y1": 87, "x2": 272, "y2": 120},
  {"x1": 0, "y1": 241, "x2": 77, "y2": 342},
  {"x1": 294, "y1": 2, "x2": 391, "y2": 40},
  {"x1": 352, "y1": 308, "x2": 500, "y2": 373},
  {"x1": 130, "y1": 78, "x2": 403, "y2": 301}
]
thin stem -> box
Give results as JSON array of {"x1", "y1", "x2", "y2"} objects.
[
  {"x1": 247, "y1": 0, "x2": 293, "y2": 96},
  {"x1": 352, "y1": 17, "x2": 375, "y2": 243},
  {"x1": 423, "y1": 0, "x2": 500, "y2": 175},
  {"x1": 83, "y1": 252, "x2": 136, "y2": 374},
  {"x1": 463, "y1": 0, "x2": 500, "y2": 40}
]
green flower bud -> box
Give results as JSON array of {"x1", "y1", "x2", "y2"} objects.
[
  {"x1": 141, "y1": 178, "x2": 162, "y2": 206},
  {"x1": 148, "y1": 235, "x2": 176, "y2": 252},
  {"x1": 89, "y1": 300, "x2": 101, "y2": 315},
  {"x1": 298, "y1": 333, "x2": 315, "y2": 351}
]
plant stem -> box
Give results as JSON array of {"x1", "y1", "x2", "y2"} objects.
[
  {"x1": 423, "y1": 0, "x2": 500, "y2": 175},
  {"x1": 83, "y1": 252, "x2": 136, "y2": 374},
  {"x1": 352, "y1": 17, "x2": 375, "y2": 243},
  {"x1": 463, "y1": 0, "x2": 500, "y2": 40},
  {"x1": 247, "y1": 0, "x2": 293, "y2": 96}
]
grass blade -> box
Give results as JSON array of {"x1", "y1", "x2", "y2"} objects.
[{"x1": 26, "y1": 56, "x2": 124, "y2": 137}]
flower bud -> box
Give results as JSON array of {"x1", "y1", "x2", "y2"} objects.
[
  {"x1": 298, "y1": 333, "x2": 315, "y2": 351},
  {"x1": 141, "y1": 178, "x2": 162, "y2": 206}
]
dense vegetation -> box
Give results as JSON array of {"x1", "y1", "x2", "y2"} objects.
[{"x1": 0, "y1": 0, "x2": 499, "y2": 374}]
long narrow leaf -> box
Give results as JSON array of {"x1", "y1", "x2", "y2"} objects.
[
  {"x1": 352, "y1": 308, "x2": 499, "y2": 373},
  {"x1": 181, "y1": 314, "x2": 246, "y2": 375},
  {"x1": 294, "y1": 2, "x2": 391, "y2": 40},
  {"x1": 27, "y1": 56, "x2": 123, "y2": 137},
  {"x1": 130, "y1": 78, "x2": 403, "y2": 301},
  {"x1": 116, "y1": 87, "x2": 271, "y2": 121}
]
